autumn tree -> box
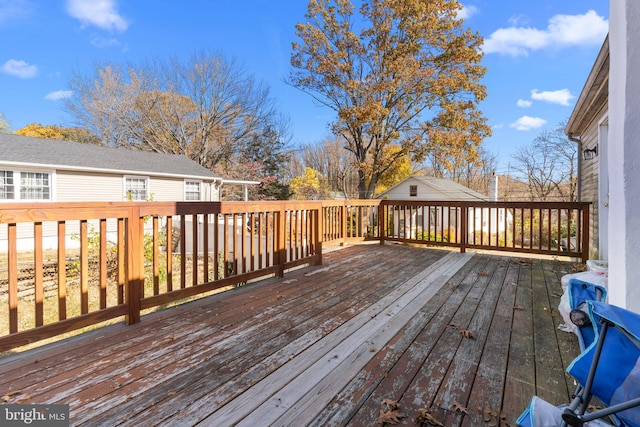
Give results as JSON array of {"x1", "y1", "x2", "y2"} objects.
[
  {"x1": 290, "y1": 0, "x2": 490, "y2": 199},
  {"x1": 290, "y1": 167, "x2": 331, "y2": 200},
  {"x1": 374, "y1": 144, "x2": 414, "y2": 195},
  {"x1": 512, "y1": 121, "x2": 577, "y2": 201},
  {"x1": 15, "y1": 123, "x2": 102, "y2": 144},
  {"x1": 64, "y1": 52, "x2": 291, "y2": 195},
  {"x1": 296, "y1": 137, "x2": 360, "y2": 198}
]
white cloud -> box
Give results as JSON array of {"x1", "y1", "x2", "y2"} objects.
[
  {"x1": 531, "y1": 88, "x2": 574, "y2": 106},
  {"x1": 517, "y1": 99, "x2": 532, "y2": 108},
  {"x1": 1, "y1": 59, "x2": 38, "y2": 78},
  {"x1": 457, "y1": 4, "x2": 478, "y2": 20},
  {"x1": 510, "y1": 116, "x2": 547, "y2": 131},
  {"x1": 45, "y1": 90, "x2": 73, "y2": 101},
  {"x1": 66, "y1": 0, "x2": 128, "y2": 32},
  {"x1": 483, "y1": 10, "x2": 607, "y2": 57},
  {"x1": 0, "y1": 0, "x2": 33, "y2": 23}
]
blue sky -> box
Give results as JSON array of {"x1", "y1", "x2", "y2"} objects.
[{"x1": 0, "y1": 1, "x2": 608, "y2": 174}]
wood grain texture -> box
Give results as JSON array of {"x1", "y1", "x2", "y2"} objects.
[{"x1": 0, "y1": 245, "x2": 581, "y2": 427}]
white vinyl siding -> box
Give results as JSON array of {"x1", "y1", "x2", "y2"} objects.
[{"x1": 56, "y1": 172, "x2": 123, "y2": 201}]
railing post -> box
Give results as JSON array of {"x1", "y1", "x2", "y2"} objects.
[
  {"x1": 126, "y1": 205, "x2": 143, "y2": 325},
  {"x1": 341, "y1": 202, "x2": 348, "y2": 246},
  {"x1": 315, "y1": 206, "x2": 323, "y2": 266},
  {"x1": 379, "y1": 202, "x2": 386, "y2": 245},
  {"x1": 276, "y1": 205, "x2": 286, "y2": 277},
  {"x1": 460, "y1": 204, "x2": 467, "y2": 253}
]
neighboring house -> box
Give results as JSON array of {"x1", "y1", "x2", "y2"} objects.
[
  {"x1": 0, "y1": 133, "x2": 223, "y2": 203},
  {"x1": 0, "y1": 134, "x2": 255, "y2": 251},
  {"x1": 565, "y1": 35, "x2": 609, "y2": 261},
  {"x1": 376, "y1": 175, "x2": 511, "y2": 240}
]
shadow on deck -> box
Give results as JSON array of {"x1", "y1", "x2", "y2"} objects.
[{"x1": 0, "y1": 244, "x2": 581, "y2": 426}]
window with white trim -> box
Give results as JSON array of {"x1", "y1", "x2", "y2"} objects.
[
  {"x1": 125, "y1": 177, "x2": 148, "y2": 201},
  {"x1": 21, "y1": 172, "x2": 50, "y2": 200},
  {"x1": 185, "y1": 180, "x2": 202, "y2": 201},
  {"x1": 0, "y1": 170, "x2": 51, "y2": 201},
  {"x1": 0, "y1": 170, "x2": 15, "y2": 200}
]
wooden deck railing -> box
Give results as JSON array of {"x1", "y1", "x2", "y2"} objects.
[
  {"x1": 0, "y1": 199, "x2": 589, "y2": 352},
  {"x1": 379, "y1": 200, "x2": 590, "y2": 260}
]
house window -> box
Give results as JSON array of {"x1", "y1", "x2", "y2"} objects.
[
  {"x1": 125, "y1": 177, "x2": 148, "y2": 201},
  {"x1": 0, "y1": 170, "x2": 14, "y2": 200},
  {"x1": 409, "y1": 185, "x2": 418, "y2": 197},
  {"x1": 20, "y1": 172, "x2": 50, "y2": 200},
  {"x1": 0, "y1": 170, "x2": 52, "y2": 201},
  {"x1": 185, "y1": 181, "x2": 202, "y2": 201}
]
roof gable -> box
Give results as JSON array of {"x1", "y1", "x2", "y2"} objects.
[
  {"x1": 377, "y1": 175, "x2": 489, "y2": 201},
  {"x1": 0, "y1": 134, "x2": 220, "y2": 181}
]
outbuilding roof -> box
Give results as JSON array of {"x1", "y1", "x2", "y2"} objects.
[
  {"x1": 376, "y1": 175, "x2": 489, "y2": 201},
  {"x1": 0, "y1": 134, "x2": 221, "y2": 181}
]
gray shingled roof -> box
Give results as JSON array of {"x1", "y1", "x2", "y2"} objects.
[
  {"x1": 377, "y1": 175, "x2": 489, "y2": 201},
  {"x1": 0, "y1": 133, "x2": 221, "y2": 180}
]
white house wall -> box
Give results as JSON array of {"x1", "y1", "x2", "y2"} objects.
[
  {"x1": 56, "y1": 171, "x2": 123, "y2": 201},
  {"x1": 608, "y1": 0, "x2": 640, "y2": 311}
]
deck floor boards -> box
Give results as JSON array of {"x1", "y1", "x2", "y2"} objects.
[{"x1": 0, "y1": 244, "x2": 582, "y2": 426}]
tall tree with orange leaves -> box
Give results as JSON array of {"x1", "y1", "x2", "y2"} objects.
[{"x1": 290, "y1": 0, "x2": 491, "y2": 198}]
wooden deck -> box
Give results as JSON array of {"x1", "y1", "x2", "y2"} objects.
[{"x1": 0, "y1": 244, "x2": 581, "y2": 426}]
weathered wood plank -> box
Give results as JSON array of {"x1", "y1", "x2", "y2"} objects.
[
  {"x1": 78, "y1": 245, "x2": 446, "y2": 425},
  {"x1": 531, "y1": 259, "x2": 568, "y2": 404},
  {"x1": 207, "y1": 252, "x2": 471, "y2": 426},
  {"x1": 269, "y1": 254, "x2": 474, "y2": 427},
  {"x1": 309, "y1": 254, "x2": 484, "y2": 427},
  {"x1": 461, "y1": 259, "x2": 519, "y2": 427},
  {"x1": 502, "y1": 259, "x2": 536, "y2": 423},
  {"x1": 345, "y1": 255, "x2": 494, "y2": 426}
]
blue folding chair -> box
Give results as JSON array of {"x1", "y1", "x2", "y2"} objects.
[{"x1": 517, "y1": 301, "x2": 640, "y2": 427}]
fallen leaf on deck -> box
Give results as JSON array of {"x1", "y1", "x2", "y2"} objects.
[
  {"x1": 16, "y1": 395, "x2": 31, "y2": 403},
  {"x1": 452, "y1": 401, "x2": 468, "y2": 414},
  {"x1": 415, "y1": 407, "x2": 444, "y2": 426},
  {"x1": 377, "y1": 409, "x2": 406, "y2": 424},
  {"x1": 477, "y1": 271, "x2": 490, "y2": 276},
  {"x1": 369, "y1": 346, "x2": 377, "y2": 352},
  {"x1": 516, "y1": 259, "x2": 533, "y2": 265},
  {"x1": 382, "y1": 398, "x2": 399, "y2": 411},
  {"x1": 459, "y1": 329, "x2": 477, "y2": 340},
  {"x1": 513, "y1": 305, "x2": 523, "y2": 310},
  {"x1": 1, "y1": 389, "x2": 22, "y2": 402},
  {"x1": 552, "y1": 291, "x2": 563, "y2": 297}
]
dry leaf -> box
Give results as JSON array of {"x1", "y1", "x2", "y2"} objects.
[
  {"x1": 382, "y1": 398, "x2": 399, "y2": 411},
  {"x1": 459, "y1": 329, "x2": 477, "y2": 340},
  {"x1": 478, "y1": 271, "x2": 490, "y2": 276},
  {"x1": 16, "y1": 395, "x2": 31, "y2": 403},
  {"x1": 415, "y1": 408, "x2": 444, "y2": 426},
  {"x1": 453, "y1": 401, "x2": 469, "y2": 414},
  {"x1": 513, "y1": 305, "x2": 523, "y2": 310},
  {"x1": 377, "y1": 409, "x2": 406, "y2": 424},
  {"x1": 369, "y1": 346, "x2": 377, "y2": 352}
]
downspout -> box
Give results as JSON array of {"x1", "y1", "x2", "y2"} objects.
[{"x1": 568, "y1": 133, "x2": 582, "y2": 201}]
